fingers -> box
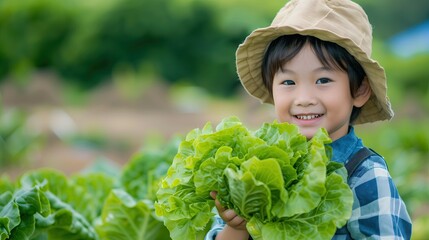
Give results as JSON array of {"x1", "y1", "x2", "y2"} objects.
[
  {"x1": 223, "y1": 210, "x2": 244, "y2": 223},
  {"x1": 214, "y1": 195, "x2": 226, "y2": 213},
  {"x1": 222, "y1": 209, "x2": 247, "y2": 230},
  {"x1": 221, "y1": 209, "x2": 237, "y2": 221},
  {"x1": 231, "y1": 217, "x2": 246, "y2": 229},
  {"x1": 210, "y1": 191, "x2": 247, "y2": 230},
  {"x1": 216, "y1": 201, "x2": 245, "y2": 227},
  {"x1": 211, "y1": 191, "x2": 227, "y2": 213},
  {"x1": 210, "y1": 191, "x2": 217, "y2": 200}
]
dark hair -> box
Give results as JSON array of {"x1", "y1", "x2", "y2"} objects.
[{"x1": 261, "y1": 34, "x2": 366, "y2": 123}]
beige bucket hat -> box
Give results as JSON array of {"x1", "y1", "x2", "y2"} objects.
[{"x1": 236, "y1": 0, "x2": 394, "y2": 124}]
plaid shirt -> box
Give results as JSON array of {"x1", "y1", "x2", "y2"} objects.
[{"x1": 204, "y1": 127, "x2": 412, "y2": 240}]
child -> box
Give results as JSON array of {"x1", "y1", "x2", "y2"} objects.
[{"x1": 205, "y1": 0, "x2": 412, "y2": 239}]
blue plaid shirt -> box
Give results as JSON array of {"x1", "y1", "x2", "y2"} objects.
[{"x1": 204, "y1": 127, "x2": 412, "y2": 239}]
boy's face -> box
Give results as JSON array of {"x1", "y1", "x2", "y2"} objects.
[{"x1": 272, "y1": 44, "x2": 360, "y2": 141}]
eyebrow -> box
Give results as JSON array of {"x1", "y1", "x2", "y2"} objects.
[
  {"x1": 279, "y1": 66, "x2": 334, "y2": 73},
  {"x1": 314, "y1": 66, "x2": 335, "y2": 72}
]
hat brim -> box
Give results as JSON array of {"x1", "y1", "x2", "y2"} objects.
[{"x1": 236, "y1": 26, "x2": 394, "y2": 124}]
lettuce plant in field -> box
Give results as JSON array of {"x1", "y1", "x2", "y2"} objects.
[
  {"x1": 155, "y1": 116, "x2": 353, "y2": 240},
  {"x1": 0, "y1": 137, "x2": 180, "y2": 240}
]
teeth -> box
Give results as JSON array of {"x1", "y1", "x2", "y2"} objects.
[{"x1": 296, "y1": 114, "x2": 320, "y2": 120}]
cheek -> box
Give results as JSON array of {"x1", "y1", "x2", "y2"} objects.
[
  {"x1": 272, "y1": 90, "x2": 287, "y2": 108},
  {"x1": 273, "y1": 94, "x2": 292, "y2": 120},
  {"x1": 324, "y1": 85, "x2": 353, "y2": 102},
  {"x1": 324, "y1": 92, "x2": 354, "y2": 113},
  {"x1": 272, "y1": 85, "x2": 289, "y2": 102}
]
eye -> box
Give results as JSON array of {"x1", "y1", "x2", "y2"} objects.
[
  {"x1": 281, "y1": 80, "x2": 295, "y2": 85},
  {"x1": 316, "y1": 78, "x2": 332, "y2": 84}
]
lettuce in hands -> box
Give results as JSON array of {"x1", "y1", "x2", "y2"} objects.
[{"x1": 155, "y1": 116, "x2": 353, "y2": 240}]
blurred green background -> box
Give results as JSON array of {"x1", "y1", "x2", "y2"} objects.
[{"x1": 0, "y1": 0, "x2": 428, "y2": 238}]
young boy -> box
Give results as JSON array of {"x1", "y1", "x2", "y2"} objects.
[{"x1": 205, "y1": 0, "x2": 412, "y2": 239}]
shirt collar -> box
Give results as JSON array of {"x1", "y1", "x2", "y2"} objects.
[{"x1": 328, "y1": 126, "x2": 363, "y2": 164}]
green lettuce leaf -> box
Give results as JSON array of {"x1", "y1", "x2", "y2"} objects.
[
  {"x1": 34, "y1": 191, "x2": 98, "y2": 239},
  {"x1": 247, "y1": 172, "x2": 353, "y2": 240},
  {"x1": 95, "y1": 189, "x2": 169, "y2": 240},
  {"x1": 10, "y1": 169, "x2": 103, "y2": 239},
  {"x1": 120, "y1": 136, "x2": 180, "y2": 201},
  {"x1": 155, "y1": 116, "x2": 353, "y2": 240},
  {"x1": 19, "y1": 169, "x2": 114, "y2": 225},
  {"x1": 1, "y1": 133, "x2": 180, "y2": 240},
  {"x1": 71, "y1": 173, "x2": 115, "y2": 223},
  {"x1": 0, "y1": 192, "x2": 20, "y2": 240}
]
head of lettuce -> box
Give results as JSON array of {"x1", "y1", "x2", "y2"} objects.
[{"x1": 155, "y1": 116, "x2": 353, "y2": 240}]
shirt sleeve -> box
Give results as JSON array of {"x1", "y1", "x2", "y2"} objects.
[
  {"x1": 347, "y1": 157, "x2": 412, "y2": 239},
  {"x1": 204, "y1": 211, "x2": 226, "y2": 240}
]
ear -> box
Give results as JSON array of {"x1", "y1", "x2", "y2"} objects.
[{"x1": 353, "y1": 77, "x2": 372, "y2": 107}]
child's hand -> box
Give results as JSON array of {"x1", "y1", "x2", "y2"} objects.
[{"x1": 210, "y1": 191, "x2": 247, "y2": 231}]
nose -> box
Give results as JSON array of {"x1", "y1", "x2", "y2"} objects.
[{"x1": 293, "y1": 86, "x2": 317, "y2": 107}]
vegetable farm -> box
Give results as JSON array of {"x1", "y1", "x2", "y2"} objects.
[
  {"x1": 0, "y1": 135, "x2": 180, "y2": 239},
  {"x1": 2, "y1": 116, "x2": 355, "y2": 240},
  {"x1": 0, "y1": 0, "x2": 428, "y2": 238},
  {"x1": 1, "y1": 92, "x2": 428, "y2": 239}
]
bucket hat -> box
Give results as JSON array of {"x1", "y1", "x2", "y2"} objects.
[{"x1": 236, "y1": 0, "x2": 394, "y2": 124}]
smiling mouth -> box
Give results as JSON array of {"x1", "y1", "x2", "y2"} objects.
[{"x1": 295, "y1": 114, "x2": 323, "y2": 120}]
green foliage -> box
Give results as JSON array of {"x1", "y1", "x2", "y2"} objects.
[
  {"x1": 56, "y1": 0, "x2": 243, "y2": 95},
  {"x1": 120, "y1": 136, "x2": 181, "y2": 201},
  {"x1": 156, "y1": 116, "x2": 353, "y2": 240},
  {"x1": 413, "y1": 216, "x2": 429, "y2": 240},
  {"x1": 95, "y1": 189, "x2": 167, "y2": 240},
  {"x1": 0, "y1": 105, "x2": 42, "y2": 167},
  {"x1": 0, "y1": 136, "x2": 181, "y2": 240},
  {"x1": 1, "y1": 114, "x2": 427, "y2": 239},
  {"x1": 0, "y1": 0, "x2": 77, "y2": 79},
  {"x1": 0, "y1": 0, "x2": 427, "y2": 98},
  {"x1": 386, "y1": 54, "x2": 429, "y2": 109}
]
